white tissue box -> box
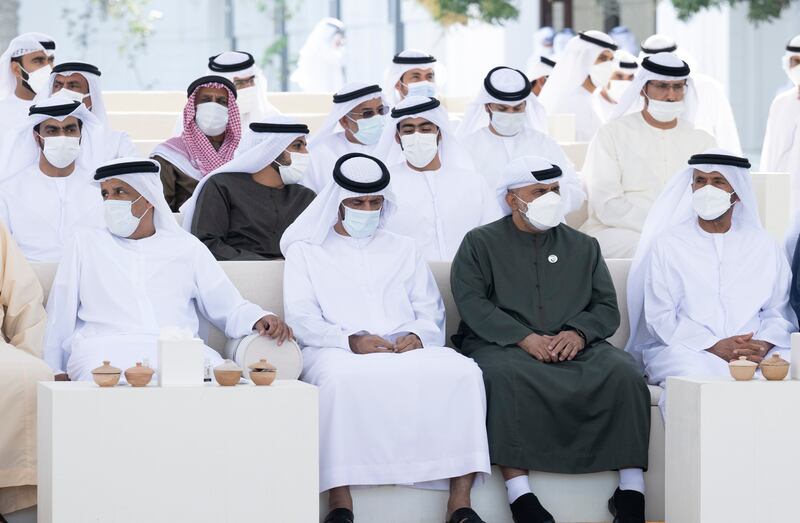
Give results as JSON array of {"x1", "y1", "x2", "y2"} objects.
[
  {"x1": 158, "y1": 336, "x2": 205, "y2": 386},
  {"x1": 792, "y1": 333, "x2": 800, "y2": 380}
]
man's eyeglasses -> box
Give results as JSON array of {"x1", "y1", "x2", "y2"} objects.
[
  {"x1": 648, "y1": 81, "x2": 687, "y2": 94},
  {"x1": 347, "y1": 105, "x2": 389, "y2": 120}
]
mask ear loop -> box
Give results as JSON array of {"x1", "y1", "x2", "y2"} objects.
[
  {"x1": 272, "y1": 151, "x2": 292, "y2": 169},
  {"x1": 513, "y1": 193, "x2": 530, "y2": 213},
  {"x1": 129, "y1": 195, "x2": 153, "y2": 221}
]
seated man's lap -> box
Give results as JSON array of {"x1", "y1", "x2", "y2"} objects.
[
  {"x1": 0, "y1": 345, "x2": 53, "y2": 380},
  {"x1": 304, "y1": 345, "x2": 481, "y2": 384},
  {"x1": 645, "y1": 344, "x2": 729, "y2": 386}
]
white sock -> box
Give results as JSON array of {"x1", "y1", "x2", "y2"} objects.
[
  {"x1": 618, "y1": 468, "x2": 645, "y2": 494},
  {"x1": 505, "y1": 475, "x2": 532, "y2": 504}
]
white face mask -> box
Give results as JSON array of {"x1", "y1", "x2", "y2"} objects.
[
  {"x1": 403, "y1": 80, "x2": 437, "y2": 98},
  {"x1": 349, "y1": 114, "x2": 385, "y2": 145},
  {"x1": 399, "y1": 132, "x2": 438, "y2": 168},
  {"x1": 342, "y1": 205, "x2": 381, "y2": 238},
  {"x1": 104, "y1": 196, "x2": 149, "y2": 238},
  {"x1": 194, "y1": 102, "x2": 229, "y2": 136},
  {"x1": 607, "y1": 79, "x2": 631, "y2": 101},
  {"x1": 787, "y1": 63, "x2": 800, "y2": 86},
  {"x1": 236, "y1": 86, "x2": 258, "y2": 114},
  {"x1": 275, "y1": 152, "x2": 310, "y2": 185},
  {"x1": 21, "y1": 65, "x2": 51, "y2": 94},
  {"x1": 589, "y1": 61, "x2": 615, "y2": 90},
  {"x1": 644, "y1": 96, "x2": 686, "y2": 123},
  {"x1": 490, "y1": 110, "x2": 526, "y2": 136},
  {"x1": 516, "y1": 191, "x2": 563, "y2": 231},
  {"x1": 40, "y1": 135, "x2": 81, "y2": 168},
  {"x1": 692, "y1": 184, "x2": 734, "y2": 221},
  {"x1": 57, "y1": 88, "x2": 90, "y2": 104}
]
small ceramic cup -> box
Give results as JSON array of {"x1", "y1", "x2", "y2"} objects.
[
  {"x1": 214, "y1": 359, "x2": 242, "y2": 386},
  {"x1": 729, "y1": 356, "x2": 757, "y2": 381},
  {"x1": 249, "y1": 358, "x2": 277, "y2": 386},
  {"x1": 92, "y1": 360, "x2": 122, "y2": 387},
  {"x1": 124, "y1": 362, "x2": 155, "y2": 387},
  {"x1": 760, "y1": 353, "x2": 790, "y2": 381}
]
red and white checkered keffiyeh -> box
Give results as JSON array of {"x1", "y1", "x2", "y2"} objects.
[{"x1": 163, "y1": 81, "x2": 241, "y2": 177}]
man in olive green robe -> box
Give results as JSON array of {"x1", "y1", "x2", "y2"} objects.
[{"x1": 451, "y1": 156, "x2": 650, "y2": 523}]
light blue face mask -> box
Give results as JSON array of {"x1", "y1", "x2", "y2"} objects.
[
  {"x1": 348, "y1": 114, "x2": 385, "y2": 145},
  {"x1": 405, "y1": 80, "x2": 437, "y2": 98},
  {"x1": 342, "y1": 205, "x2": 381, "y2": 238}
]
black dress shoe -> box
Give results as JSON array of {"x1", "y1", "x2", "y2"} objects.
[
  {"x1": 447, "y1": 506, "x2": 486, "y2": 523},
  {"x1": 510, "y1": 492, "x2": 555, "y2": 523},
  {"x1": 608, "y1": 487, "x2": 645, "y2": 523},
  {"x1": 324, "y1": 507, "x2": 355, "y2": 523}
]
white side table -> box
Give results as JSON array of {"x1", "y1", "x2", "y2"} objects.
[
  {"x1": 666, "y1": 376, "x2": 799, "y2": 523},
  {"x1": 38, "y1": 381, "x2": 318, "y2": 523}
]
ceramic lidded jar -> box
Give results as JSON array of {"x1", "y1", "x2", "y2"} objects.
[
  {"x1": 729, "y1": 356, "x2": 757, "y2": 381},
  {"x1": 124, "y1": 362, "x2": 155, "y2": 387},
  {"x1": 249, "y1": 358, "x2": 277, "y2": 386},
  {"x1": 760, "y1": 353, "x2": 790, "y2": 381},
  {"x1": 92, "y1": 360, "x2": 122, "y2": 387},
  {"x1": 214, "y1": 359, "x2": 242, "y2": 386}
]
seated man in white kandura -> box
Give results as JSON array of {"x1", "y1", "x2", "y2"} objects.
[
  {"x1": 43, "y1": 158, "x2": 293, "y2": 382},
  {"x1": 373, "y1": 96, "x2": 501, "y2": 262},
  {"x1": 0, "y1": 96, "x2": 105, "y2": 261},
  {"x1": 580, "y1": 52, "x2": 716, "y2": 258},
  {"x1": 626, "y1": 150, "x2": 796, "y2": 414},
  {"x1": 457, "y1": 65, "x2": 585, "y2": 212},
  {"x1": 280, "y1": 152, "x2": 491, "y2": 523}
]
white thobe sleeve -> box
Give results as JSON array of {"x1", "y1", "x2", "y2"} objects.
[
  {"x1": 755, "y1": 245, "x2": 797, "y2": 347},
  {"x1": 303, "y1": 154, "x2": 325, "y2": 194},
  {"x1": 387, "y1": 250, "x2": 446, "y2": 348},
  {"x1": 643, "y1": 244, "x2": 721, "y2": 352},
  {"x1": 542, "y1": 137, "x2": 586, "y2": 213},
  {"x1": 759, "y1": 97, "x2": 783, "y2": 172},
  {"x1": 192, "y1": 244, "x2": 268, "y2": 338},
  {"x1": 478, "y1": 175, "x2": 503, "y2": 225},
  {"x1": 584, "y1": 127, "x2": 648, "y2": 231},
  {"x1": 43, "y1": 235, "x2": 82, "y2": 374},
  {"x1": 283, "y1": 243, "x2": 362, "y2": 350}
]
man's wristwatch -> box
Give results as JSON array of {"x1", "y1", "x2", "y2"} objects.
[{"x1": 573, "y1": 329, "x2": 587, "y2": 344}]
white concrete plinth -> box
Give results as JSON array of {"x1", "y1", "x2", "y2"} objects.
[
  {"x1": 666, "y1": 376, "x2": 799, "y2": 523},
  {"x1": 37, "y1": 381, "x2": 318, "y2": 523}
]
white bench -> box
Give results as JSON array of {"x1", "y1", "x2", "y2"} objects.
[
  {"x1": 26, "y1": 258, "x2": 665, "y2": 523},
  {"x1": 103, "y1": 90, "x2": 473, "y2": 117},
  {"x1": 561, "y1": 141, "x2": 589, "y2": 171},
  {"x1": 548, "y1": 114, "x2": 576, "y2": 143},
  {"x1": 267, "y1": 92, "x2": 333, "y2": 113},
  {"x1": 133, "y1": 139, "x2": 160, "y2": 157},
  {"x1": 106, "y1": 111, "x2": 181, "y2": 141},
  {"x1": 102, "y1": 91, "x2": 335, "y2": 114},
  {"x1": 112, "y1": 111, "x2": 330, "y2": 142},
  {"x1": 102, "y1": 90, "x2": 186, "y2": 112}
]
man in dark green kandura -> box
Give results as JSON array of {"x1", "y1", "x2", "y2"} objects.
[{"x1": 450, "y1": 155, "x2": 650, "y2": 523}]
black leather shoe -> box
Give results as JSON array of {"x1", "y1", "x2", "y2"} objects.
[
  {"x1": 447, "y1": 506, "x2": 486, "y2": 523},
  {"x1": 324, "y1": 507, "x2": 355, "y2": 523},
  {"x1": 608, "y1": 487, "x2": 645, "y2": 523},
  {"x1": 510, "y1": 492, "x2": 555, "y2": 523}
]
